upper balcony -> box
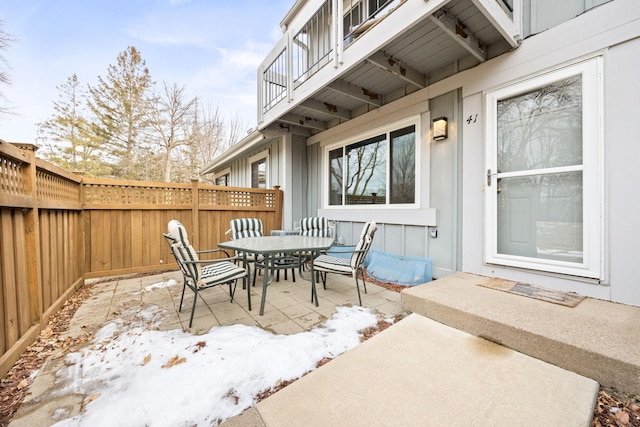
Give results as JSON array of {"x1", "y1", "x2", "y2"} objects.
[{"x1": 258, "y1": 0, "x2": 521, "y2": 134}]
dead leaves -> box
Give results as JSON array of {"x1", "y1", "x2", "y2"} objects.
[
  {"x1": 161, "y1": 355, "x2": 186, "y2": 369},
  {"x1": 142, "y1": 354, "x2": 152, "y2": 366},
  {"x1": 0, "y1": 283, "x2": 96, "y2": 425},
  {"x1": 191, "y1": 341, "x2": 207, "y2": 353},
  {"x1": 83, "y1": 393, "x2": 101, "y2": 406},
  {"x1": 593, "y1": 389, "x2": 640, "y2": 427}
]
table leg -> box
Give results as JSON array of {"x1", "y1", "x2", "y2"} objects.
[
  {"x1": 310, "y1": 251, "x2": 319, "y2": 307},
  {"x1": 245, "y1": 253, "x2": 251, "y2": 311},
  {"x1": 259, "y1": 253, "x2": 272, "y2": 315}
]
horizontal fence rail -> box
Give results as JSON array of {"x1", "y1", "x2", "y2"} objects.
[{"x1": 0, "y1": 140, "x2": 283, "y2": 379}]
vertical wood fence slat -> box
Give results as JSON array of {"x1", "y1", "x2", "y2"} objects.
[
  {"x1": 1, "y1": 209, "x2": 19, "y2": 349},
  {"x1": 13, "y1": 212, "x2": 30, "y2": 337},
  {"x1": 22, "y1": 146, "x2": 43, "y2": 327},
  {"x1": 39, "y1": 213, "x2": 51, "y2": 311}
]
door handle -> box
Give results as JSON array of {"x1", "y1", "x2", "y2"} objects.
[{"x1": 487, "y1": 169, "x2": 502, "y2": 192}]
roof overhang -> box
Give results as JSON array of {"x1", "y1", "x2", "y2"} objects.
[{"x1": 200, "y1": 130, "x2": 284, "y2": 176}]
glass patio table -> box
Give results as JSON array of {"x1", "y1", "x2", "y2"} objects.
[{"x1": 218, "y1": 235, "x2": 334, "y2": 315}]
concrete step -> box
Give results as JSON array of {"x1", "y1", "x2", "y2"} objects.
[
  {"x1": 401, "y1": 272, "x2": 640, "y2": 395},
  {"x1": 256, "y1": 313, "x2": 598, "y2": 426}
]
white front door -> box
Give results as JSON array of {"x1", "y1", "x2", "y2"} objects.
[{"x1": 485, "y1": 58, "x2": 603, "y2": 279}]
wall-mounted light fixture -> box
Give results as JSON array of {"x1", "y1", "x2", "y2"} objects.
[{"x1": 432, "y1": 117, "x2": 448, "y2": 141}]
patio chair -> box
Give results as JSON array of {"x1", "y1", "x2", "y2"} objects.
[
  {"x1": 298, "y1": 216, "x2": 330, "y2": 273},
  {"x1": 164, "y1": 220, "x2": 247, "y2": 328},
  {"x1": 300, "y1": 217, "x2": 329, "y2": 237},
  {"x1": 229, "y1": 218, "x2": 297, "y2": 285},
  {"x1": 312, "y1": 221, "x2": 377, "y2": 306}
]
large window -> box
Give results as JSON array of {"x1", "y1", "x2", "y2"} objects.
[
  {"x1": 485, "y1": 58, "x2": 603, "y2": 279},
  {"x1": 328, "y1": 123, "x2": 416, "y2": 206}
]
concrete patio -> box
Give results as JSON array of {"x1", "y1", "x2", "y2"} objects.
[
  {"x1": 9, "y1": 269, "x2": 639, "y2": 426},
  {"x1": 8, "y1": 268, "x2": 406, "y2": 427}
]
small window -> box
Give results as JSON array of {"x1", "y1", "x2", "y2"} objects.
[
  {"x1": 215, "y1": 174, "x2": 229, "y2": 186},
  {"x1": 251, "y1": 158, "x2": 266, "y2": 189},
  {"x1": 215, "y1": 167, "x2": 231, "y2": 186},
  {"x1": 249, "y1": 150, "x2": 269, "y2": 189},
  {"x1": 390, "y1": 126, "x2": 416, "y2": 204},
  {"x1": 344, "y1": 2, "x2": 363, "y2": 34},
  {"x1": 328, "y1": 123, "x2": 416, "y2": 206},
  {"x1": 368, "y1": 0, "x2": 392, "y2": 18}
]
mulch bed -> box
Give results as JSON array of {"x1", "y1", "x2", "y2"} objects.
[
  {"x1": 0, "y1": 282, "x2": 95, "y2": 426},
  {"x1": 0, "y1": 272, "x2": 637, "y2": 426}
]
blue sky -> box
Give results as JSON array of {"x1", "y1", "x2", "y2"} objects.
[{"x1": 0, "y1": 0, "x2": 294, "y2": 143}]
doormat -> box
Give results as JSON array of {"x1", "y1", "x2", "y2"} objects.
[{"x1": 478, "y1": 278, "x2": 586, "y2": 307}]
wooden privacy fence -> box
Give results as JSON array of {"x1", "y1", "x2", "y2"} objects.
[{"x1": 0, "y1": 140, "x2": 283, "y2": 377}]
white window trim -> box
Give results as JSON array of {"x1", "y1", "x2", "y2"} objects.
[
  {"x1": 214, "y1": 167, "x2": 231, "y2": 180},
  {"x1": 484, "y1": 57, "x2": 604, "y2": 279},
  {"x1": 323, "y1": 115, "x2": 421, "y2": 209},
  {"x1": 249, "y1": 149, "x2": 270, "y2": 189}
]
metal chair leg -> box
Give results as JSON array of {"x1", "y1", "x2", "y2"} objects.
[
  {"x1": 354, "y1": 271, "x2": 363, "y2": 306},
  {"x1": 228, "y1": 280, "x2": 237, "y2": 302},
  {"x1": 179, "y1": 282, "x2": 187, "y2": 312},
  {"x1": 188, "y1": 290, "x2": 198, "y2": 328},
  {"x1": 360, "y1": 268, "x2": 368, "y2": 294}
]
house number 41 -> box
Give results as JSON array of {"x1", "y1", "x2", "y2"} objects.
[{"x1": 466, "y1": 114, "x2": 478, "y2": 124}]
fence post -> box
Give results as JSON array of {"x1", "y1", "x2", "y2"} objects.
[
  {"x1": 18, "y1": 144, "x2": 44, "y2": 323},
  {"x1": 191, "y1": 178, "x2": 200, "y2": 249},
  {"x1": 274, "y1": 185, "x2": 283, "y2": 230}
]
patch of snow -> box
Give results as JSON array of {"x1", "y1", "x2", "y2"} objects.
[{"x1": 51, "y1": 306, "x2": 378, "y2": 426}]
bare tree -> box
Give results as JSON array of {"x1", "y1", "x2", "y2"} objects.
[
  {"x1": 184, "y1": 99, "x2": 232, "y2": 181},
  {"x1": 391, "y1": 135, "x2": 415, "y2": 203},
  {"x1": 346, "y1": 138, "x2": 385, "y2": 197},
  {"x1": 146, "y1": 81, "x2": 196, "y2": 182},
  {"x1": 226, "y1": 112, "x2": 247, "y2": 147},
  {"x1": 0, "y1": 21, "x2": 14, "y2": 116}
]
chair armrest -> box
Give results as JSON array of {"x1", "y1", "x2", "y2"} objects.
[
  {"x1": 326, "y1": 245, "x2": 356, "y2": 254},
  {"x1": 196, "y1": 248, "x2": 234, "y2": 259},
  {"x1": 181, "y1": 256, "x2": 242, "y2": 266}
]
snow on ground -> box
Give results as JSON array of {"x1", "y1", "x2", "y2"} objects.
[{"x1": 51, "y1": 279, "x2": 380, "y2": 427}]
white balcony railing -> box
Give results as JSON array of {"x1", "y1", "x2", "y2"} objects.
[
  {"x1": 293, "y1": 1, "x2": 333, "y2": 84},
  {"x1": 258, "y1": 0, "x2": 521, "y2": 124}
]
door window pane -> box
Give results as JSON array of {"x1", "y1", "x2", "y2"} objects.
[
  {"x1": 497, "y1": 172, "x2": 583, "y2": 263},
  {"x1": 496, "y1": 75, "x2": 584, "y2": 262},
  {"x1": 497, "y1": 76, "x2": 582, "y2": 173}
]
